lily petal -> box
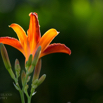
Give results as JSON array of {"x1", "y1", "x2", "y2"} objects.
[
  {"x1": 40, "y1": 43, "x2": 71, "y2": 57},
  {"x1": 9, "y1": 23, "x2": 27, "y2": 47},
  {"x1": 9, "y1": 23, "x2": 30, "y2": 60},
  {"x1": 28, "y1": 12, "x2": 41, "y2": 54},
  {"x1": 39, "y1": 29, "x2": 59, "y2": 52},
  {"x1": 0, "y1": 37, "x2": 24, "y2": 55}
]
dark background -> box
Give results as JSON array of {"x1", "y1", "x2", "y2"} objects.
[{"x1": 0, "y1": 0, "x2": 103, "y2": 103}]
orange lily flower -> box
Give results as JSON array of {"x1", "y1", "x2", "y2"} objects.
[{"x1": 0, "y1": 12, "x2": 71, "y2": 61}]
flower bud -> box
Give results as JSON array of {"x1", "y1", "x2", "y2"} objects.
[
  {"x1": 25, "y1": 54, "x2": 32, "y2": 70},
  {"x1": 0, "y1": 43, "x2": 11, "y2": 70},
  {"x1": 15, "y1": 59, "x2": 21, "y2": 78},
  {"x1": 32, "y1": 59, "x2": 41, "y2": 81},
  {"x1": 21, "y1": 70, "x2": 26, "y2": 86},
  {"x1": 32, "y1": 46, "x2": 41, "y2": 67},
  {"x1": 38, "y1": 74, "x2": 46, "y2": 86},
  {"x1": 28, "y1": 46, "x2": 41, "y2": 75},
  {"x1": 0, "y1": 43, "x2": 15, "y2": 80}
]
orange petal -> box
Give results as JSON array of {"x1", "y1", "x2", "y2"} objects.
[
  {"x1": 39, "y1": 29, "x2": 59, "y2": 52},
  {"x1": 9, "y1": 23, "x2": 30, "y2": 59},
  {"x1": 9, "y1": 23, "x2": 27, "y2": 47},
  {"x1": 0, "y1": 37, "x2": 24, "y2": 55},
  {"x1": 40, "y1": 43, "x2": 71, "y2": 57},
  {"x1": 28, "y1": 12, "x2": 41, "y2": 54}
]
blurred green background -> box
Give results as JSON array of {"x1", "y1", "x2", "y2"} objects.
[{"x1": 0, "y1": 0, "x2": 103, "y2": 103}]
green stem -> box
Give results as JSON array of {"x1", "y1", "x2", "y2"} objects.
[
  {"x1": 21, "y1": 72, "x2": 28, "y2": 103},
  {"x1": 28, "y1": 95, "x2": 32, "y2": 103},
  {"x1": 19, "y1": 90, "x2": 25, "y2": 103},
  {"x1": 14, "y1": 78, "x2": 25, "y2": 103}
]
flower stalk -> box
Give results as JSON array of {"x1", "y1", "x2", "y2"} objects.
[{"x1": 0, "y1": 44, "x2": 46, "y2": 103}]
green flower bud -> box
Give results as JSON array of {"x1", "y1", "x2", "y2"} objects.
[
  {"x1": 0, "y1": 43, "x2": 11, "y2": 70},
  {"x1": 0, "y1": 43, "x2": 15, "y2": 80},
  {"x1": 32, "y1": 79, "x2": 38, "y2": 86},
  {"x1": 21, "y1": 70, "x2": 26, "y2": 86},
  {"x1": 32, "y1": 59, "x2": 41, "y2": 81},
  {"x1": 15, "y1": 59, "x2": 21, "y2": 78},
  {"x1": 38, "y1": 74, "x2": 46, "y2": 86},
  {"x1": 25, "y1": 54, "x2": 32, "y2": 70},
  {"x1": 28, "y1": 46, "x2": 41, "y2": 75},
  {"x1": 32, "y1": 46, "x2": 41, "y2": 67}
]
